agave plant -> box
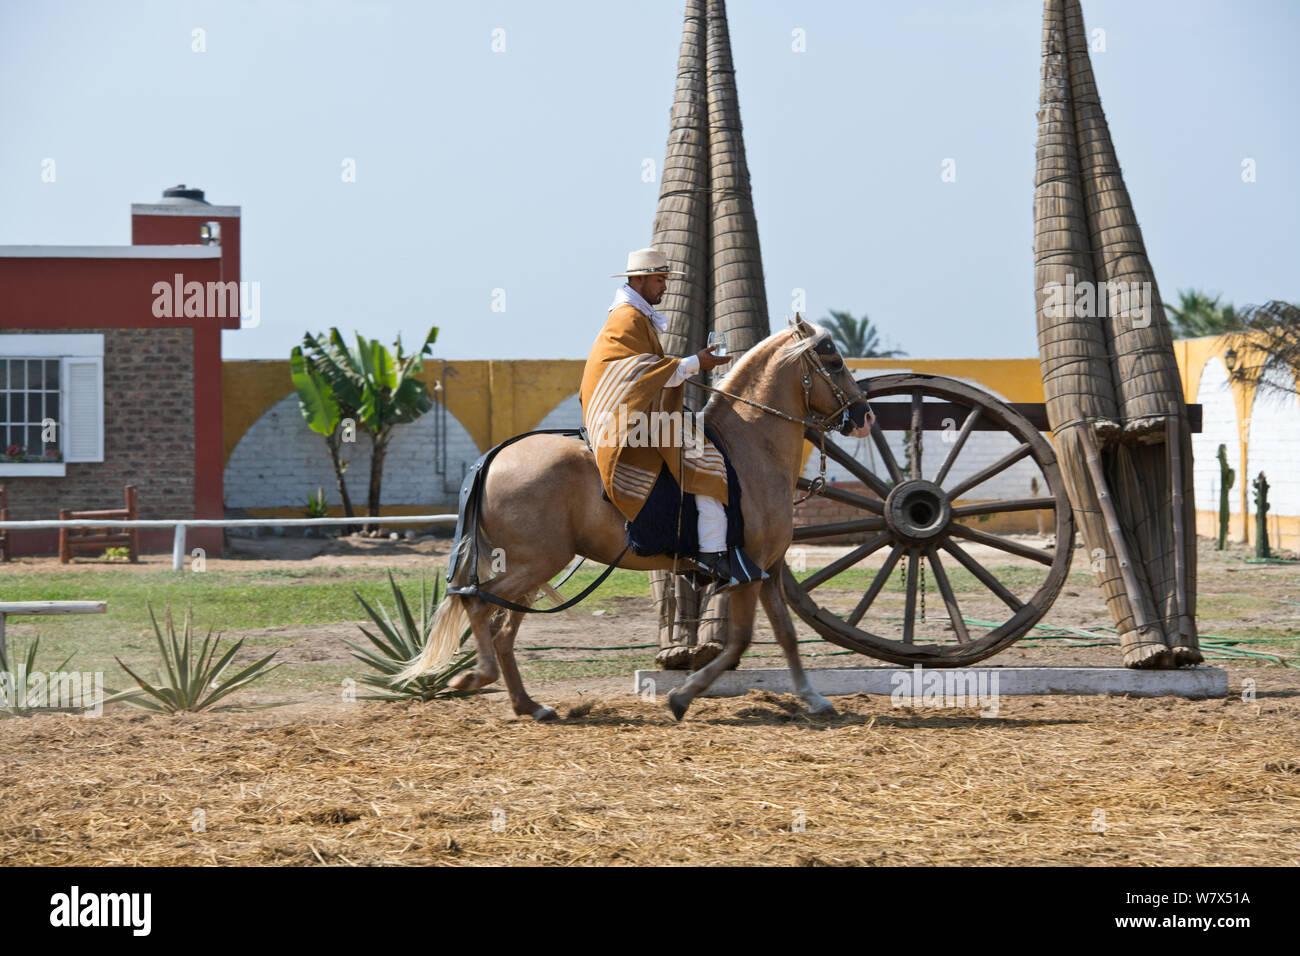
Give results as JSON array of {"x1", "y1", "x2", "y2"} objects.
[
  {"x1": 0, "y1": 636, "x2": 80, "y2": 717},
  {"x1": 112, "y1": 604, "x2": 281, "y2": 713},
  {"x1": 344, "y1": 572, "x2": 480, "y2": 701}
]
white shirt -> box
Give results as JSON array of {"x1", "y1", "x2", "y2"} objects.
[{"x1": 610, "y1": 283, "x2": 700, "y2": 387}]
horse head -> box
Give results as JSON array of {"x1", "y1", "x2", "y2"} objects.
[{"x1": 787, "y1": 315, "x2": 874, "y2": 438}]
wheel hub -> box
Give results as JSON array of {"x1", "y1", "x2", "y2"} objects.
[{"x1": 884, "y1": 479, "x2": 951, "y2": 544}]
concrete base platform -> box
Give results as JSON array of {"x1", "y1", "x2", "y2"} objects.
[{"x1": 633, "y1": 665, "x2": 1230, "y2": 699}]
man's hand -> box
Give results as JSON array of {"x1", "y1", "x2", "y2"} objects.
[{"x1": 696, "y1": 345, "x2": 733, "y2": 372}]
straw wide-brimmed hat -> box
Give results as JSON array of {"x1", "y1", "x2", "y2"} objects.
[{"x1": 611, "y1": 248, "x2": 685, "y2": 278}]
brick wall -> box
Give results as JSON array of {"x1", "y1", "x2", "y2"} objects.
[{"x1": 1, "y1": 326, "x2": 195, "y2": 546}]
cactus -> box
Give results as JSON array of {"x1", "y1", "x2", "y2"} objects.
[
  {"x1": 1216, "y1": 444, "x2": 1235, "y2": 550},
  {"x1": 1253, "y1": 471, "x2": 1271, "y2": 559}
]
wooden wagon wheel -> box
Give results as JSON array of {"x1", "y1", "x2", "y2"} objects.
[{"x1": 781, "y1": 373, "x2": 1075, "y2": 666}]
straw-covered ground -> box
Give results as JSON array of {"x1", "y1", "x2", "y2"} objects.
[
  {"x1": 3, "y1": 679, "x2": 1298, "y2": 866},
  {"x1": 1, "y1": 533, "x2": 1297, "y2": 866}
]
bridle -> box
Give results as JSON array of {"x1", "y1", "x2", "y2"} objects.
[{"x1": 689, "y1": 325, "x2": 869, "y2": 503}]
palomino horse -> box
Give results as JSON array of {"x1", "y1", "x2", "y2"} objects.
[{"x1": 396, "y1": 316, "x2": 874, "y2": 721}]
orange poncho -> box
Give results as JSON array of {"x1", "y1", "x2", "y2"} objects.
[{"x1": 579, "y1": 304, "x2": 729, "y2": 521}]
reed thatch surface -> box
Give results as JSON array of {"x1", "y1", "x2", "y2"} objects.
[
  {"x1": 649, "y1": 0, "x2": 770, "y2": 649},
  {"x1": 3, "y1": 684, "x2": 1296, "y2": 866},
  {"x1": 652, "y1": 0, "x2": 770, "y2": 369},
  {"x1": 1034, "y1": 0, "x2": 1199, "y2": 668}
]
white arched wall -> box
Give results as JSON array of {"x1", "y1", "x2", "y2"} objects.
[
  {"x1": 1245, "y1": 363, "x2": 1300, "y2": 518},
  {"x1": 1192, "y1": 357, "x2": 1241, "y2": 516},
  {"x1": 224, "y1": 394, "x2": 481, "y2": 510},
  {"x1": 536, "y1": 393, "x2": 583, "y2": 430}
]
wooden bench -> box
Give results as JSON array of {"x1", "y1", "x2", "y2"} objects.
[
  {"x1": 59, "y1": 485, "x2": 139, "y2": 563},
  {"x1": 0, "y1": 601, "x2": 107, "y2": 658}
]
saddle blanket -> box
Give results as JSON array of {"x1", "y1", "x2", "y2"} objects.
[{"x1": 603, "y1": 423, "x2": 745, "y2": 561}]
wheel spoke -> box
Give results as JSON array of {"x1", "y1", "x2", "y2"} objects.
[
  {"x1": 925, "y1": 547, "x2": 970, "y2": 643},
  {"x1": 944, "y1": 441, "x2": 1033, "y2": 500},
  {"x1": 819, "y1": 433, "x2": 893, "y2": 499},
  {"x1": 902, "y1": 550, "x2": 920, "y2": 643},
  {"x1": 847, "y1": 545, "x2": 904, "y2": 626},
  {"x1": 939, "y1": 538, "x2": 1025, "y2": 611},
  {"x1": 797, "y1": 477, "x2": 884, "y2": 514},
  {"x1": 933, "y1": 406, "x2": 982, "y2": 486},
  {"x1": 792, "y1": 516, "x2": 887, "y2": 543},
  {"x1": 950, "y1": 496, "x2": 1057, "y2": 518},
  {"x1": 868, "y1": 420, "x2": 905, "y2": 485},
  {"x1": 800, "y1": 531, "x2": 892, "y2": 591},
  {"x1": 948, "y1": 523, "x2": 1056, "y2": 565},
  {"x1": 909, "y1": 389, "x2": 923, "y2": 480}
]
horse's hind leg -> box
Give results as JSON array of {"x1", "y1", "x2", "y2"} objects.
[
  {"x1": 491, "y1": 609, "x2": 557, "y2": 721},
  {"x1": 448, "y1": 597, "x2": 503, "y2": 691},
  {"x1": 758, "y1": 573, "x2": 836, "y2": 716}
]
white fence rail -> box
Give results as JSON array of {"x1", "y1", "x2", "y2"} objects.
[{"x1": 0, "y1": 515, "x2": 458, "y2": 570}]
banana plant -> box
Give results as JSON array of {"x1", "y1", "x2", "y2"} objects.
[
  {"x1": 300, "y1": 328, "x2": 438, "y2": 532},
  {"x1": 290, "y1": 345, "x2": 355, "y2": 518}
]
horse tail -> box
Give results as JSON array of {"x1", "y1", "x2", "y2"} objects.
[
  {"x1": 392, "y1": 591, "x2": 466, "y2": 685},
  {"x1": 393, "y1": 522, "x2": 485, "y2": 685}
]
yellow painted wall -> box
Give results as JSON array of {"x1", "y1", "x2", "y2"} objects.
[{"x1": 223, "y1": 339, "x2": 1296, "y2": 547}]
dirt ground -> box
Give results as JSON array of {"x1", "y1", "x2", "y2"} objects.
[{"x1": 1, "y1": 532, "x2": 1297, "y2": 866}]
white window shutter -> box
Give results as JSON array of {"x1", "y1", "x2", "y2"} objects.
[{"x1": 62, "y1": 357, "x2": 103, "y2": 462}]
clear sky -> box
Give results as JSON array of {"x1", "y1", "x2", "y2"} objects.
[{"x1": 2, "y1": 0, "x2": 1296, "y2": 361}]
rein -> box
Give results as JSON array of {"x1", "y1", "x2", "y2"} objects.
[{"x1": 690, "y1": 328, "x2": 864, "y2": 505}]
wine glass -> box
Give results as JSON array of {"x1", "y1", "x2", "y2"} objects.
[{"x1": 707, "y1": 331, "x2": 728, "y2": 357}]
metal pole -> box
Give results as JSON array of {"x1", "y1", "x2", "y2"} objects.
[{"x1": 172, "y1": 524, "x2": 186, "y2": 571}]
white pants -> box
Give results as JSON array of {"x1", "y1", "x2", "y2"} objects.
[{"x1": 697, "y1": 495, "x2": 727, "y2": 553}]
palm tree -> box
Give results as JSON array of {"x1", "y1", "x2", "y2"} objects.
[
  {"x1": 1164, "y1": 289, "x2": 1242, "y2": 338},
  {"x1": 1225, "y1": 300, "x2": 1300, "y2": 401},
  {"x1": 820, "y1": 309, "x2": 906, "y2": 358},
  {"x1": 300, "y1": 328, "x2": 438, "y2": 532}
]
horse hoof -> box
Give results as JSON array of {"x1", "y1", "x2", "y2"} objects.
[
  {"x1": 667, "y1": 692, "x2": 689, "y2": 722},
  {"x1": 807, "y1": 694, "x2": 837, "y2": 716},
  {"x1": 451, "y1": 670, "x2": 491, "y2": 691},
  {"x1": 531, "y1": 705, "x2": 559, "y2": 722}
]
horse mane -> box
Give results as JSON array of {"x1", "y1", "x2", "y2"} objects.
[
  {"x1": 702, "y1": 322, "x2": 832, "y2": 416},
  {"x1": 776, "y1": 322, "x2": 832, "y2": 362}
]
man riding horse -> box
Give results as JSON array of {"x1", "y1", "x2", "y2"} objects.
[
  {"x1": 395, "y1": 252, "x2": 875, "y2": 721},
  {"x1": 581, "y1": 248, "x2": 750, "y2": 586}
]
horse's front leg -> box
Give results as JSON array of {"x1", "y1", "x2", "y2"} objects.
[
  {"x1": 667, "y1": 581, "x2": 760, "y2": 721},
  {"x1": 758, "y1": 572, "x2": 836, "y2": 716}
]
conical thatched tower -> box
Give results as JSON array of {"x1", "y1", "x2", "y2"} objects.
[
  {"x1": 649, "y1": 0, "x2": 771, "y2": 664},
  {"x1": 1034, "y1": 0, "x2": 1200, "y2": 667},
  {"x1": 653, "y1": 0, "x2": 770, "y2": 379}
]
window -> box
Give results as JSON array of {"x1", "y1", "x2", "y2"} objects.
[
  {"x1": 0, "y1": 334, "x2": 103, "y2": 473},
  {"x1": 0, "y1": 358, "x2": 61, "y2": 459}
]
